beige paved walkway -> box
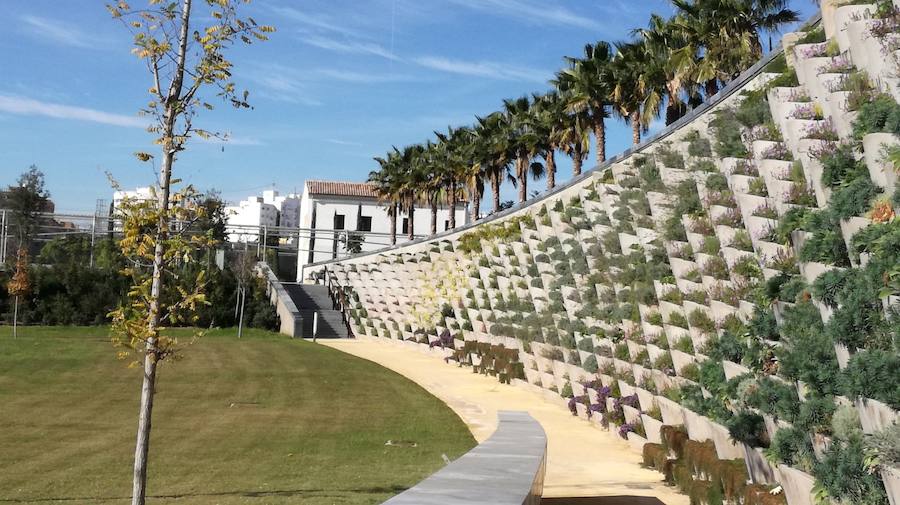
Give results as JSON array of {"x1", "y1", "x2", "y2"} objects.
[{"x1": 321, "y1": 337, "x2": 688, "y2": 504}]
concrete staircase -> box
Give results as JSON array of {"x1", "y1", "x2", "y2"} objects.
[{"x1": 283, "y1": 284, "x2": 350, "y2": 338}]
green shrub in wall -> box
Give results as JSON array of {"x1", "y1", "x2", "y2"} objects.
[
  {"x1": 777, "y1": 302, "x2": 842, "y2": 396},
  {"x1": 711, "y1": 108, "x2": 750, "y2": 158},
  {"x1": 824, "y1": 275, "x2": 894, "y2": 351},
  {"x1": 795, "y1": 395, "x2": 836, "y2": 436},
  {"x1": 582, "y1": 354, "x2": 599, "y2": 374},
  {"x1": 813, "y1": 434, "x2": 888, "y2": 505},
  {"x1": 865, "y1": 422, "x2": 900, "y2": 470},
  {"x1": 841, "y1": 349, "x2": 900, "y2": 409},
  {"x1": 685, "y1": 130, "x2": 713, "y2": 158},
  {"x1": 735, "y1": 90, "x2": 773, "y2": 128},
  {"x1": 726, "y1": 411, "x2": 769, "y2": 448},
  {"x1": 798, "y1": 213, "x2": 851, "y2": 267},
  {"x1": 766, "y1": 425, "x2": 814, "y2": 470},
  {"x1": 699, "y1": 360, "x2": 727, "y2": 396},
  {"x1": 747, "y1": 377, "x2": 801, "y2": 423},
  {"x1": 852, "y1": 93, "x2": 900, "y2": 139},
  {"x1": 829, "y1": 177, "x2": 880, "y2": 220}
]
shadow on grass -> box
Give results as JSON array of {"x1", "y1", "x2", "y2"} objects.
[
  {"x1": 541, "y1": 497, "x2": 667, "y2": 505},
  {"x1": 0, "y1": 485, "x2": 409, "y2": 503}
]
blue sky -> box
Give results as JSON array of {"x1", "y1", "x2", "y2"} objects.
[{"x1": 0, "y1": 0, "x2": 815, "y2": 213}]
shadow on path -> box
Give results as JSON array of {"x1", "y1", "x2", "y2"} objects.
[
  {"x1": 0, "y1": 485, "x2": 408, "y2": 503},
  {"x1": 542, "y1": 497, "x2": 667, "y2": 505}
]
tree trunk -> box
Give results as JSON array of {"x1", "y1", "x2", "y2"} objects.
[
  {"x1": 490, "y1": 171, "x2": 500, "y2": 213},
  {"x1": 572, "y1": 144, "x2": 583, "y2": 176},
  {"x1": 12, "y1": 295, "x2": 18, "y2": 339},
  {"x1": 471, "y1": 184, "x2": 481, "y2": 222},
  {"x1": 517, "y1": 156, "x2": 527, "y2": 204},
  {"x1": 449, "y1": 183, "x2": 457, "y2": 229},
  {"x1": 705, "y1": 80, "x2": 719, "y2": 98},
  {"x1": 545, "y1": 150, "x2": 556, "y2": 190},
  {"x1": 593, "y1": 118, "x2": 606, "y2": 165},
  {"x1": 407, "y1": 200, "x2": 415, "y2": 241},
  {"x1": 132, "y1": 2, "x2": 192, "y2": 503},
  {"x1": 430, "y1": 197, "x2": 438, "y2": 235},
  {"x1": 389, "y1": 204, "x2": 397, "y2": 246},
  {"x1": 631, "y1": 111, "x2": 641, "y2": 146}
]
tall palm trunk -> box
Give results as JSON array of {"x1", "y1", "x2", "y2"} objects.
[
  {"x1": 430, "y1": 197, "x2": 438, "y2": 235},
  {"x1": 630, "y1": 111, "x2": 641, "y2": 145},
  {"x1": 389, "y1": 204, "x2": 397, "y2": 245},
  {"x1": 471, "y1": 184, "x2": 481, "y2": 222},
  {"x1": 572, "y1": 144, "x2": 584, "y2": 176},
  {"x1": 407, "y1": 199, "x2": 415, "y2": 241},
  {"x1": 516, "y1": 155, "x2": 528, "y2": 204},
  {"x1": 593, "y1": 118, "x2": 606, "y2": 165},
  {"x1": 449, "y1": 182, "x2": 457, "y2": 229},
  {"x1": 545, "y1": 150, "x2": 556, "y2": 190},
  {"x1": 705, "y1": 80, "x2": 719, "y2": 98},
  {"x1": 490, "y1": 171, "x2": 501, "y2": 213}
]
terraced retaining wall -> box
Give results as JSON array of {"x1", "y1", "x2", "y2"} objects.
[{"x1": 308, "y1": 2, "x2": 900, "y2": 504}]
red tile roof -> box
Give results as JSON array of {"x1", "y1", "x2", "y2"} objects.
[{"x1": 306, "y1": 180, "x2": 380, "y2": 199}]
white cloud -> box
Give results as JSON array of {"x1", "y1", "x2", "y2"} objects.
[
  {"x1": 325, "y1": 138, "x2": 363, "y2": 147},
  {"x1": 0, "y1": 93, "x2": 263, "y2": 147},
  {"x1": 244, "y1": 66, "x2": 324, "y2": 105},
  {"x1": 0, "y1": 93, "x2": 146, "y2": 127},
  {"x1": 301, "y1": 34, "x2": 398, "y2": 60},
  {"x1": 20, "y1": 15, "x2": 99, "y2": 49},
  {"x1": 413, "y1": 56, "x2": 547, "y2": 83},
  {"x1": 269, "y1": 6, "x2": 362, "y2": 38},
  {"x1": 313, "y1": 68, "x2": 415, "y2": 84},
  {"x1": 445, "y1": 0, "x2": 600, "y2": 30}
]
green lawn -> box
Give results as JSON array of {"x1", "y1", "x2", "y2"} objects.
[{"x1": 0, "y1": 326, "x2": 475, "y2": 504}]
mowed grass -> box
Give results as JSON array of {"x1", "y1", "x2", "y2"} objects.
[{"x1": 0, "y1": 326, "x2": 476, "y2": 504}]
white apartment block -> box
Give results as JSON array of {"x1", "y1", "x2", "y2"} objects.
[
  {"x1": 224, "y1": 190, "x2": 301, "y2": 244},
  {"x1": 296, "y1": 180, "x2": 469, "y2": 280},
  {"x1": 224, "y1": 197, "x2": 278, "y2": 243},
  {"x1": 112, "y1": 186, "x2": 155, "y2": 215}
]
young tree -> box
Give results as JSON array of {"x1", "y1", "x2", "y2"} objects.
[
  {"x1": 4, "y1": 166, "x2": 51, "y2": 254},
  {"x1": 7, "y1": 248, "x2": 31, "y2": 338},
  {"x1": 105, "y1": 2, "x2": 273, "y2": 503}
]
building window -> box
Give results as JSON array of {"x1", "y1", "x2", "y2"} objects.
[
  {"x1": 401, "y1": 218, "x2": 409, "y2": 235},
  {"x1": 444, "y1": 220, "x2": 449, "y2": 231},
  {"x1": 358, "y1": 215, "x2": 372, "y2": 232}
]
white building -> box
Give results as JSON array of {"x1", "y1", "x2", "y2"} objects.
[
  {"x1": 224, "y1": 196, "x2": 279, "y2": 243},
  {"x1": 224, "y1": 190, "x2": 301, "y2": 244},
  {"x1": 110, "y1": 187, "x2": 155, "y2": 230},
  {"x1": 296, "y1": 180, "x2": 468, "y2": 280},
  {"x1": 112, "y1": 186, "x2": 154, "y2": 214},
  {"x1": 262, "y1": 190, "x2": 301, "y2": 229}
]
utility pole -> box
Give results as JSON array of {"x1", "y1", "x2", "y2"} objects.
[
  {"x1": 89, "y1": 214, "x2": 97, "y2": 268},
  {"x1": 0, "y1": 209, "x2": 6, "y2": 264},
  {"x1": 237, "y1": 285, "x2": 246, "y2": 339}
]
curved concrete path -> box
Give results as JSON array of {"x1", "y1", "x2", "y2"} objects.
[{"x1": 321, "y1": 337, "x2": 688, "y2": 504}]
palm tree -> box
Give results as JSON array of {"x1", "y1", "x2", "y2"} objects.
[
  {"x1": 419, "y1": 141, "x2": 444, "y2": 236},
  {"x1": 609, "y1": 40, "x2": 649, "y2": 146},
  {"x1": 553, "y1": 41, "x2": 613, "y2": 167},
  {"x1": 502, "y1": 96, "x2": 544, "y2": 204},
  {"x1": 473, "y1": 113, "x2": 514, "y2": 213},
  {"x1": 397, "y1": 144, "x2": 426, "y2": 241},
  {"x1": 670, "y1": 0, "x2": 798, "y2": 95},
  {"x1": 370, "y1": 147, "x2": 403, "y2": 245},
  {"x1": 434, "y1": 126, "x2": 472, "y2": 229},
  {"x1": 531, "y1": 92, "x2": 572, "y2": 189},
  {"x1": 633, "y1": 14, "x2": 695, "y2": 126}
]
